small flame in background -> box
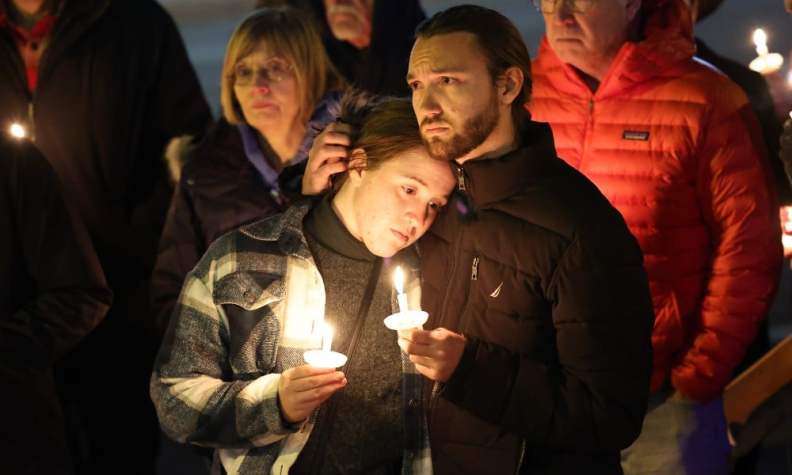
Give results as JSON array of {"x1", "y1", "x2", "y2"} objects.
[
  {"x1": 749, "y1": 28, "x2": 784, "y2": 75},
  {"x1": 8, "y1": 122, "x2": 26, "y2": 139}
]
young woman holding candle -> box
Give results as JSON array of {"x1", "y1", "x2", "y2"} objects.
[{"x1": 150, "y1": 95, "x2": 455, "y2": 474}]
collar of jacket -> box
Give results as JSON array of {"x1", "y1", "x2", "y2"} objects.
[
  {"x1": 30, "y1": 0, "x2": 109, "y2": 79},
  {"x1": 457, "y1": 120, "x2": 557, "y2": 209},
  {"x1": 533, "y1": 0, "x2": 695, "y2": 100},
  {"x1": 239, "y1": 198, "x2": 317, "y2": 260}
]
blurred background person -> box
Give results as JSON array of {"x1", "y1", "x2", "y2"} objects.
[
  {"x1": 528, "y1": 0, "x2": 782, "y2": 473},
  {"x1": 0, "y1": 0, "x2": 212, "y2": 472},
  {"x1": 256, "y1": 0, "x2": 424, "y2": 95},
  {"x1": 690, "y1": 0, "x2": 792, "y2": 205},
  {"x1": 0, "y1": 134, "x2": 112, "y2": 474},
  {"x1": 151, "y1": 5, "x2": 345, "y2": 339},
  {"x1": 687, "y1": 2, "x2": 791, "y2": 473}
]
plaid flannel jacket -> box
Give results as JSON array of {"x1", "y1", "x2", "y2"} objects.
[{"x1": 151, "y1": 201, "x2": 432, "y2": 474}]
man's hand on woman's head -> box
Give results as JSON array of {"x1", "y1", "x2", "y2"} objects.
[{"x1": 302, "y1": 122, "x2": 353, "y2": 195}]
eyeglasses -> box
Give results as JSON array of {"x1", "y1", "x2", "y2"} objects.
[
  {"x1": 530, "y1": 0, "x2": 595, "y2": 14},
  {"x1": 233, "y1": 58, "x2": 293, "y2": 87}
]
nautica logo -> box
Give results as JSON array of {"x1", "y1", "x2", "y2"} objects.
[{"x1": 490, "y1": 282, "x2": 503, "y2": 298}]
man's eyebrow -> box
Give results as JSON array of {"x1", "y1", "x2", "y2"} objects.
[{"x1": 406, "y1": 68, "x2": 466, "y2": 82}]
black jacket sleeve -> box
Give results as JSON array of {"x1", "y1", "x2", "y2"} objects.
[
  {"x1": 6, "y1": 141, "x2": 112, "y2": 365},
  {"x1": 126, "y1": 3, "x2": 213, "y2": 279},
  {"x1": 782, "y1": 117, "x2": 792, "y2": 188},
  {"x1": 442, "y1": 216, "x2": 655, "y2": 452},
  {"x1": 150, "y1": 176, "x2": 204, "y2": 338}
]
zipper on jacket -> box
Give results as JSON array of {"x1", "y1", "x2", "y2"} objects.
[
  {"x1": 578, "y1": 97, "x2": 595, "y2": 169},
  {"x1": 456, "y1": 165, "x2": 467, "y2": 191},
  {"x1": 471, "y1": 256, "x2": 479, "y2": 281},
  {"x1": 515, "y1": 439, "x2": 527, "y2": 474}
]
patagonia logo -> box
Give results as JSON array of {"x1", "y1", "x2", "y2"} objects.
[{"x1": 622, "y1": 130, "x2": 650, "y2": 141}]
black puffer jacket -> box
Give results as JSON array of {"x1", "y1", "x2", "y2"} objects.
[
  {"x1": 420, "y1": 122, "x2": 655, "y2": 475},
  {"x1": 0, "y1": 136, "x2": 111, "y2": 474},
  {"x1": 265, "y1": 0, "x2": 424, "y2": 95},
  {"x1": 0, "y1": 0, "x2": 212, "y2": 291}
]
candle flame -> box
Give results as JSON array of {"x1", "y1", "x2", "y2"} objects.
[
  {"x1": 393, "y1": 266, "x2": 405, "y2": 294},
  {"x1": 8, "y1": 122, "x2": 26, "y2": 139}
]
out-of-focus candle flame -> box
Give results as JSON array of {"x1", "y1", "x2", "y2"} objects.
[
  {"x1": 9, "y1": 122, "x2": 26, "y2": 139},
  {"x1": 749, "y1": 28, "x2": 784, "y2": 75},
  {"x1": 754, "y1": 29, "x2": 769, "y2": 55}
]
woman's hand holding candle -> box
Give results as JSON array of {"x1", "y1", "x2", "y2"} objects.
[{"x1": 278, "y1": 365, "x2": 347, "y2": 423}]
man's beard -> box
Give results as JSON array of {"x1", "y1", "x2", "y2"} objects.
[{"x1": 422, "y1": 95, "x2": 500, "y2": 161}]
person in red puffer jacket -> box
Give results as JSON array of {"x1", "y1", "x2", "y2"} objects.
[{"x1": 528, "y1": 0, "x2": 782, "y2": 473}]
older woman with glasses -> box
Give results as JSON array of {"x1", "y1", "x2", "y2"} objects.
[{"x1": 151, "y1": 6, "x2": 345, "y2": 337}]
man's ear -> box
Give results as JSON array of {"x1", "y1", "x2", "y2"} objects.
[
  {"x1": 498, "y1": 66, "x2": 524, "y2": 107},
  {"x1": 347, "y1": 148, "x2": 368, "y2": 184}
]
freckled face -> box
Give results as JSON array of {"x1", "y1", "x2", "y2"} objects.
[{"x1": 344, "y1": 147, "x2": 455, "y2": 257}]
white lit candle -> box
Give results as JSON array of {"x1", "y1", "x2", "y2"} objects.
[
  {"x1": 749, "y1": 28, "x2": 784, "y2": 75},
  {"x1": 393, "y1": 266, "x2": 409, "y2": 313},
  {"x1": 322, "y1": 323, "x2": 333, "y2": 353},
  {"x1": 304, "y1": 322, "x2": 347, "y2": 368},
  {"x1": 384, "y1": 266, "x2": 429, "y2": 330},
  {"x1": 8, "y1": 122, "x2": 26, "y2": 139}
]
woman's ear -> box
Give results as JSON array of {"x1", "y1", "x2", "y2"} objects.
[{"x1": 347, "y1": 148, "x2": 368, "y2": 184}]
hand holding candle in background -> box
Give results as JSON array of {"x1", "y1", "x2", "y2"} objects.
[{"x1": 750, "y1": 28, "x2": 784, "y2": 75}]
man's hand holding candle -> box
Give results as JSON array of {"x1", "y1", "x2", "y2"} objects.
[{"x1": 397, "y1": 328, "x2": 466, "y2": 383}]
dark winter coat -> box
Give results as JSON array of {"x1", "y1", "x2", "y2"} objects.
[
  {"x1": 0, "y1": 0, "x2": 212, "y2": 293},
  {"x1": 420, "y1": 122, "x2": 655, "y2": 475},
  {"x1": 150, "y1": 119, "x2": 300, "y2": 335},
  {"x1": 151, "y1": 89, "x2": 341, "y2": 336},
  {"x1": 269, "y1": 0, "x2": 424, "y2": 95},
  {"x1": 0, "y1": 136, "x2": 112, "y2": 473}
]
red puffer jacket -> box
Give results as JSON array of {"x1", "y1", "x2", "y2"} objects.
[{"x1": 529, "y1": 0, "x2": 782, "y2": 402}]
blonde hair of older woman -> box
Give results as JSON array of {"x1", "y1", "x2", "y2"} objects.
[{"x1": 220, "y1": 6, "x2": 345, "y2": 125}]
